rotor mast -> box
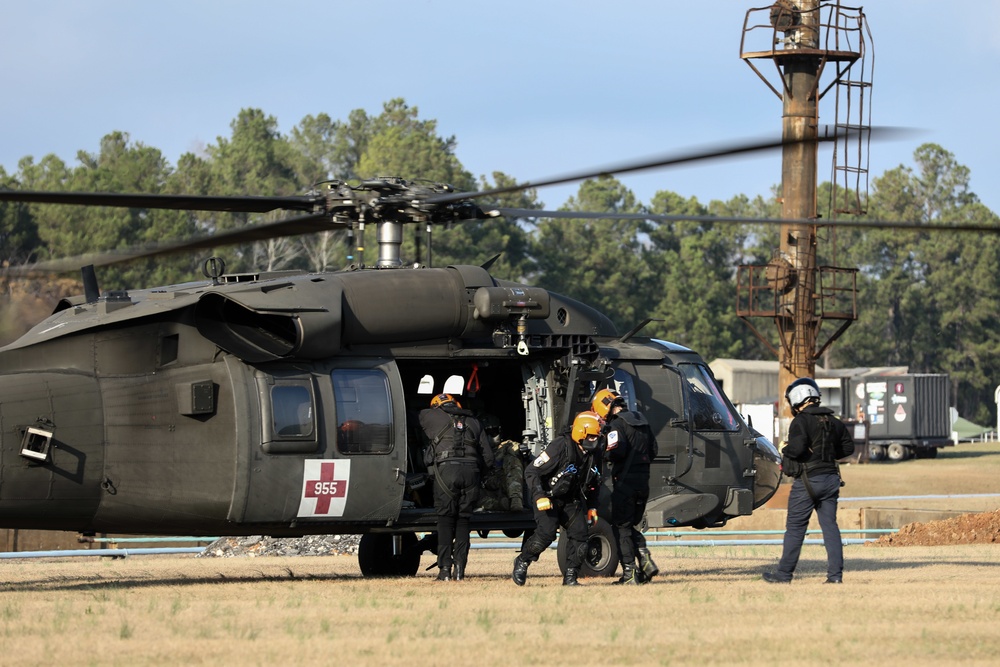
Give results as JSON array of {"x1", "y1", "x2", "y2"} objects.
[{"x1": 376, "y1": 222, "x2": 404, "y2": 267}]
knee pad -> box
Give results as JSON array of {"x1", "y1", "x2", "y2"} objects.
[{"x1": 523, "y1": 533, "x2": 550, "y2": 558}]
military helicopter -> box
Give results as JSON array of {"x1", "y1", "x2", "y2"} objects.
[{"x1": 1, "y1": 134, "x2": 992, "y2": 577}]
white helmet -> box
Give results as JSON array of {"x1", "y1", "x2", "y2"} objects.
[{"x1": 785, "y1": 378, "x2": 820, "y2": 411}]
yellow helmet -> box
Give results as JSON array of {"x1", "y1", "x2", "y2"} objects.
[
  {"x1": 571, "y1": 411, "x2": 603, "y2": 444},
  {"x1": 591, "y1": 388, "x2": 623, "y2": 419},
  {"x1": 430, "y1": 393, "x2": 460, "y2": 409}
]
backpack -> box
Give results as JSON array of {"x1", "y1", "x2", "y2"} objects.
[{"x1": 423, "y1": 412, "x2": 476, "y2": 466}]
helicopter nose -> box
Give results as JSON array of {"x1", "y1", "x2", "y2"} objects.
[{"x1": 751, "y1": 436, "x2": 782, "y2": 509}]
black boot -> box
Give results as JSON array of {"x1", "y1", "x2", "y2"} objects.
[
  {"x1": 512, "y1": 556, "x2": 529, "y2": 586},
  {"x1": 436, "y1": 562, "x2": 452, "y2": 581},
  {"x1": 562, "y1": 567, "x2": 581, "y2": 586},
  {"x1": 454, "y1": 561, "x2": 465, "y2": 581},
  {"x1": 615, "y1": 564, "x2": 640, "y2": 585},
  {"x1": 638, "y1": 548, "x2": 659, "y2": 581}
]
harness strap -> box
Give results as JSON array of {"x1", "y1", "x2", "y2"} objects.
[
  {"x1": 801, "y1": 413, "x2": 842, "y2": 498},
  {"x1": 431, "y1": 420, "x2": 453, "y2": 447}
]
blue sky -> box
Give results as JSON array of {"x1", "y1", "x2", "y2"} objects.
[{"x1": 2, "y1": 1, "x2": 997, "y2": 215}]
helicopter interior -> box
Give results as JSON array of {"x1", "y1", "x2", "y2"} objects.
[{"x1": 395, "y1": 359, "x2": 540, "y2": 510}]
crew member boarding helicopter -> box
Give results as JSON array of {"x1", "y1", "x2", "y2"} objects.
[{"x1": 6, "y1": 133, "x2": 969, "y2": 577}]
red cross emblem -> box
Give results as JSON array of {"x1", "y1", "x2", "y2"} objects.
[{"x1": 298, "y1": 460, "x2": 351, "y2": 517}]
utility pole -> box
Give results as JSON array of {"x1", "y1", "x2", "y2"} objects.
[{"x1": 737, "y1": 1, "x2": 871, "y2": 440}]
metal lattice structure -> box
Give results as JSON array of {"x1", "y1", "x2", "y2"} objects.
[{"x1": 737, "y1": 1, "x2": 871, "y2": 435}]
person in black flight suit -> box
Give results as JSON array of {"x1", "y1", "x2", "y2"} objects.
[
  {"x1": 591, "y1": 388, "x2": 659, "y2": 585},
  {"x1": 419, "y1": 393, "x2": 494, "y2": 581},
  {"x1": 763, "y1": 378, "x2": 855, "y2": 584},
  {"x1": 512, "y1": 411, "x2": 602, "y2": 587}
]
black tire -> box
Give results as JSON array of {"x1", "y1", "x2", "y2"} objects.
[
  {"x1": 556, "y1": 520, "x2": 619, "y2": 578},
  {"x1": 357, "y1": 532, "x2": 421, "y2": 577},
  {"x1": 867, "y1": 444, "x2": 885, "y2": 462},
  {"x1": 886, "y1": 443, "x2": 907, "y2": 461}
]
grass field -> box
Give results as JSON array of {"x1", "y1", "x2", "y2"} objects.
[
  {"x1": 3, "y1": 545, "x2": 1000, "y2": 666},
  {"x1": 840, "y1": 439, "x2": 1000, "y2": 501},
  {"x1": 2, "y1": 441, "x2": 998, "y2": 666}
]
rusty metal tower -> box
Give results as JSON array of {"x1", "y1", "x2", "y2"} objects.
[{"x1": 737, "y1": 1, "x2": 873, "y2": 439}]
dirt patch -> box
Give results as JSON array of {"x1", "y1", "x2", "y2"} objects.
[{"x1": 868, "y1": 509, "x2": 1000, "y2": 547}]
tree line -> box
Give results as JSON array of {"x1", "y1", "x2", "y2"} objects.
[{"x1": 1, "y1": 100, "x2": 997, "y2": 424}]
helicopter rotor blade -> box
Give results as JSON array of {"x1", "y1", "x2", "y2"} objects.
[
  {"x1": 0, "y1": 127, "x2": 936, "y2": 276},
  {"x1": 426, "y1": 126, "x2": 915, "y2": 205},
  {"x1": 8, "y1": 212, "x2": 341, "y2": 274},
  {"x1": 0, "y1": 190, "x2": 319, "y2": 213},
  {"x1": 489, "y1": 207, "x2": 1000, "y2": 234}
]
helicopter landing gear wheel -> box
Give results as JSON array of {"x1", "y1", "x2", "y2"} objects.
[
  {"x1": 556, "y1": 519, "x2": 619, "y2": 578},
  {"x1": 868, "y1": 444, "x2": 886, "y2": 462},
  {"x1": 357, "y1": 532, "x2": 421, "y2": 577}
]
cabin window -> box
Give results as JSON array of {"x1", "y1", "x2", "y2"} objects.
[
  {"x1": 332, "y1": 369, "x2": 393, "y2": 454},
  {"x1": 681, "y1": 364, "x2": 739, "y2": 431},
  {"x1": 271, "y1": 384, "x2": 315, "y2": 438}
]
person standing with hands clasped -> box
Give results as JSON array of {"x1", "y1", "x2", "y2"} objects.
[
  {"x1": 592, "y1": 388, "x2": 659, "y2": 585},
  {"x1": 763, "y1": 378, "x2": 855, "y2": 584},
  {"x1": 419, "y1": 393, "x2": 494, "y2": 582},
  {"x1": 512, "y1": 411, "x2": 602, "y2": 586}
]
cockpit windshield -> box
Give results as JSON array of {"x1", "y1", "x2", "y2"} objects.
[{"x1": 681, "y1": 364, "x2": 739, "y2": 431}]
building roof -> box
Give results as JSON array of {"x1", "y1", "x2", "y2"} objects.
[
  {"x1": 709, "y1": 359, "x2": 783, "y2": 373},
  {"x1": 709, "y1": 358, "x2": 907, "y2": 378}
]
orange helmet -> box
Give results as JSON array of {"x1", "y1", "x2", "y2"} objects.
[
  {"x1": 591, "y1": 388, "x2": 623, "y2": 419},
  {"x1": 571, "y1": 411, "x2": 603, "y2": 444},
  {"x1": 430, "y1": 393, "x2": 460, "y2": 409}
]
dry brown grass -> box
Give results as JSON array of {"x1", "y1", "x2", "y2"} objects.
[
  {"x1": 2, "y1": 545, "x2": 1000, "y2": 666},
  {"x1": 841, "y1": 440, "x2": 1000, "y2": 502},
  {"x1": 2, "y1": 441, "x2": 999, "y2": 666}
]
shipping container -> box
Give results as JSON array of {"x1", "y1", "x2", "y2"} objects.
[{"x1": 848, "y1": 374, "x2": 951, "y2": 461}]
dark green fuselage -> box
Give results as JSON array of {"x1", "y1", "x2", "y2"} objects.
[{"x1": 0, "y1": 265, "x2": 779, "y2": 542}]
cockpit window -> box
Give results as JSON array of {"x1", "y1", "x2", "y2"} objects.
[
  {"x1": 589, "y1": 369, "x2": 639, "y2": 412},
  {"x1": 611, "y1": 368, "x2": 637, "y2": 412},
  {"x1": 681, "y1": 364, "x2": 739, "y2": 431},
  {"x1": 332, "y1": 369, "x2": 393, "y2": 454}
]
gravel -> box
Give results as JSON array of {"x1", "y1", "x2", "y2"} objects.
[{"x1": 197, "y1": 534, "x2": 361, "y2": 558}]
